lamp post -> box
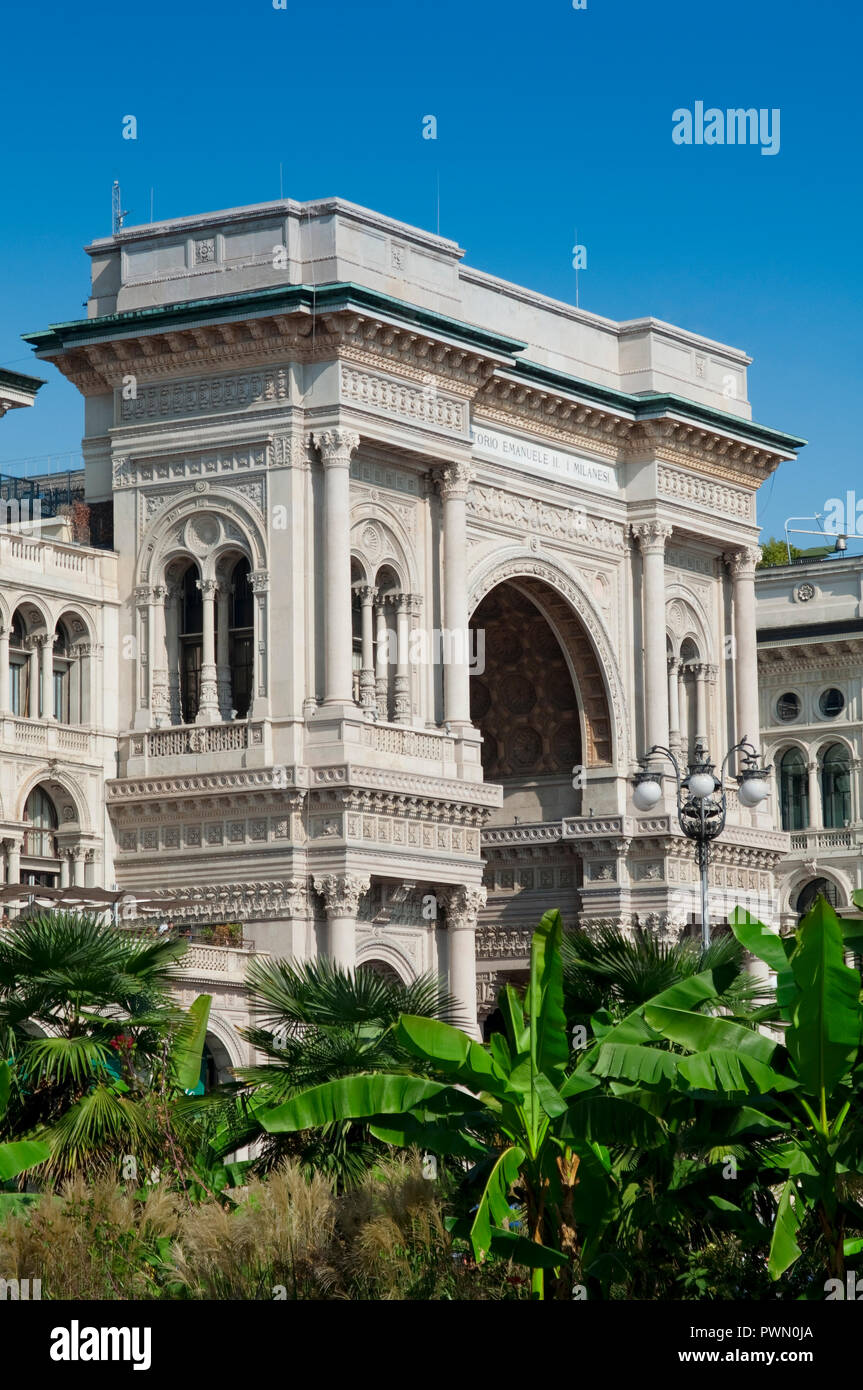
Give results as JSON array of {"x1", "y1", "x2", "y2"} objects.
[{"x1": 632, "y1": 737, "x2": 771, "y2": 949}]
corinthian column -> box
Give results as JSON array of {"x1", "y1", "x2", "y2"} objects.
[
  {"x1": 25, "y1": 639, "x2": 39, "y2": 719},
  {"x1": 314, "y1": 429, "x2": 361, "y2": 707},
  {"x1": 216, "y1": 582, "x2": 232, "y2": 720},
  {"x1": 38, "y1": 632, "x2": 56, "y2": 721},
  {"x1": 165, "y1": 585, "x2": 182, "y2": 724},
  {"x1": 667, "y1": 656, "x2": 681, "y2": 753},
  {"x1": 393, "y1": 593, "x2": 412, "y2": 724},
  {"x1": 196, "y1": 578, "x2": 220, "y2": 724},
  {"x1": 314, "y1": 872, "x2": 370, "y2": 972},
  {"x1": 439, "y1": 883, "x2": 486, "y2": 1040},
  {"x1": 374, "y1": 597, "x2": 389, "y2": 719},
  {"x1": 357, "y1": 585, "x2": 377, "y2": 716},
  {"x1": 150, "y1": 585, "x2": 169, "y2": 727},
  {"x1": 632, "y1": 522, "x2": 673, "y2": 755},
  {"x1": 724, "y1": 546, "x2": 761, "y2": 755},
  {"x1": 436, "y1": 462, "x2": 472, "y2": 728}
]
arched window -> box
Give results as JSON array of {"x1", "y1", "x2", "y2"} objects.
[
  {"x1": 779, "y1": 748, "x2": 809, "y2": 831},
  {"x1": 180, "y1": 565, "x2": 203, "y2": 722},
  {"x1": 821, "y1": 743, "x2": 852, "y2": 829},
  {"x1": 351, "y1": 571, "x2": 363, "y2": 705},
  {"x1": 53, "y1": 622, "x2": 72, "y2": 723},
  {"x1": 357, "y1": 959, "x2": 404, "y2": 988},
  {"x1": 228, "y1": 558, "x2": 253, "y2": 719},
  {"x1": 374, "y1": 566, "x2": 401, "y2": 721},
  {"x1": 9, "y1": 612, "x2": 27, "y2": 716},
  {"x1": 796, "y1": 877, "x2": 842, "y2": 916},
  {"x1": 23, "y1": 786, "x2": 58, "y2": 860}
]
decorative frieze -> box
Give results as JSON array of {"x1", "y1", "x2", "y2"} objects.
[
  {"x1": 657, "y1": 464, "x2": 754, "y2": 521},
  {"x1": 340, "y1": 364, "x2": 467, "y2": 435},
  {"x1": 118, "y1": 367, "x2": 291, "y2": 425},
  {"x1": 114, "y1": 445, "x2": 268, "y2": 492},
  {"x1": 350, "y1": 457, "x2": 420, "y2": 496},
  {"x1": 470, "y1": 484, "x2": 625, "y2": 550}
]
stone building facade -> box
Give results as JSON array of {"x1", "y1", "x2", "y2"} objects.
[
  {"x1": 757, "y1": 552, "x2": 863, "y2": 930},
  {"x1": 15, "y1": 195, "x2": 805, "y2": 1047}
]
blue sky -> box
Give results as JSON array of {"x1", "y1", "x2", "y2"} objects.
[{"x1": 0, "y1": 0, "x2": 859, "y2": 543}]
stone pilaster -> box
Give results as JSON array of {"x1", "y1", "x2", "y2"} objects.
[
  {"x1": 435, "y1": 462, "x2": 472, "y2": 728},
  {"x1": 632, "y1": 521, "x2": 673, "y2": 756},
  {"x1": 439, "y1": 883, "x2": 486, "y2": 1040},
  {"x1": 314, "y1": 871, "x2": 370, "y2": 971},
  {"x1": 724, "y1": 546, "x2": 762, "y2": 754},
  {"x1": 314, "y1": 428, "x2": 361, "y2": 708}
]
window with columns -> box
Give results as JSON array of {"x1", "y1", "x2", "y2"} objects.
[
  {"x1": 154, "y1": 550, "x2": 259, "y2": 727},
  {"x1": 779, "y1": 747, "x2": 809, "y2": 831},
  {"x1": 821, "y1": 743, "x2": 852, "y2": 828},
  {"x1": 3, "y1": 607, "x2": 91, "y2": 724},
  {"x1": 349, "y1": 561, "x2": 418, "y2": 724},
  {"x1": 21, "y1": 786, "x2": 59, "y2": 887},
  {"x1": 8, "y1": 611, "x2": 28, "y2": 714},
  {"x1": 179, "y1": 564, "x2": 203, "y2": 722},
  {"x1": 227, "y1": 557, "x2": 253, "y2": 719}
]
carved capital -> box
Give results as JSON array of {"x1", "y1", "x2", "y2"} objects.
[
  {"x1": 133, "y1": 584, "x2": 153, "y2": 607},
  {"x1": 439, "y1": 883, "x2": 487, "y2": 931},
  {"x1": 249, "y1": 570, "x2": 270, "y2": 595},
  {"x1": 724, "y1": 545, "x2": 761, "y2": 579},
  {"x1": 435, "y1": 461, "x2": 472, "y2": 499},
  {"x1": 631, "y1": 520, "x2": 673, "y2": 553},
  {"x1": 313, "y1": 428, "x2": 361, "y2": 467},
  {"x1": 314, "y1": 872, "x2": 371, "y2": 917},
  {"x1": 355, "y1": 584, "x2": 377, "y2": 606},
  {"x1": 196, "y1": 578, "x2": 218, "y2": 598}
]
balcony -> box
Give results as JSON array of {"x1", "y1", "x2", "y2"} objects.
[
  {"x1": 170, "y1": 943, "x2": 266, "y2": 983},
  {"x1": 121, "y1": 719, "x2": 271, "y2": 775},
  {"x1": 1, "y1": 716, "x2": 98, "y2": 758},
  {"x1": 788, "y1": 827, "x2": 860, "y2": 854}
]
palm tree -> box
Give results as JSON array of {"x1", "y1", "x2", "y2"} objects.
[
  {"x1": 0, "y1": 912, "x2": 207, "y2": 1181},
  {"x1": 199, "y1": 957, "x2": 459, "y2": 1185},
  {"x1": 562, "y1": 922, "x2": 763, "y2": 1028}
]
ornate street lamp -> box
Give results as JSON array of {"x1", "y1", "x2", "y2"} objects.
[{"x1": 632, "y1": 737, "x2": 771, "y2": 949}]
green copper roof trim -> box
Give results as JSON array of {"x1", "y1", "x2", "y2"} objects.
[
  {"x1": 22, "y1": 280, "x2": 804, "y2": 453},
  {"x1": 22, "y1": 282, "x2": 527, "y2": 359},
  {"x1": 507, "y1": 360, "x2": 806, "y2": 454},
  {"x1": 0, "y1": 366, "x2": 46, "y2": 393}
]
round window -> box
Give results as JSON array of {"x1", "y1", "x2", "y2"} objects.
[
  {"x1": 819, "y1": 688, "x2": 845, "y2": 718},
  {"x1": 776, "y1": 692, "x2": 801, "y2": 723}
]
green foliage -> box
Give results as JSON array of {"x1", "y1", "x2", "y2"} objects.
[
  {"x1": 0, "y1": 913, "x2": 211, "y2": 1182},
  {"x1": 757, "y1": 536, "x2": 803, "y2": 567},
  {"x1": 208, "y1": 954, "x2": 460, "y2": 1184}
]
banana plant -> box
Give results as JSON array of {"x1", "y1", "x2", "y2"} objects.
[
  {"x1": 728, "y1": 897, "x2": 863, "y2": 1281},
  {"x1": 261, "y1": 909, "x2": 679, "y2": 1299},
  {"x1": 0, "y1": 1061, "x2": 50, "y2": 1190}
]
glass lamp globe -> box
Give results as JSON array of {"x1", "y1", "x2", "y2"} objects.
[
  {"x1": 687, "y1": 772, "x2": 716, "y2": 799},
  {"x1": 633, "y1": 778, "x2": 662, "y2": 811},
  {"x1": 738, "y1": 775, "x2": 770, "y2": 808}
]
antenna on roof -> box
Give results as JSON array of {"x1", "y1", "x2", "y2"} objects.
[
  {"x1": 112, "y1": 181, "x2": 130, "y2": 236},
  {"x1": 279, "y1": 163, "x2": 284, "y2": 200}
]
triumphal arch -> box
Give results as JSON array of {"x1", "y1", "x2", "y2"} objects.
[{"x1": 26, "y1": 196, "x2": 802, "y2": 1034}]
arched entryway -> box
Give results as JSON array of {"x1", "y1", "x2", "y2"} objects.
[
  {"x1": 468, "y1": 572, "x2": 618, "y2": 959},
  {"x1": 469, "y1": 577, "x2": 613, "y2": 824}
]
